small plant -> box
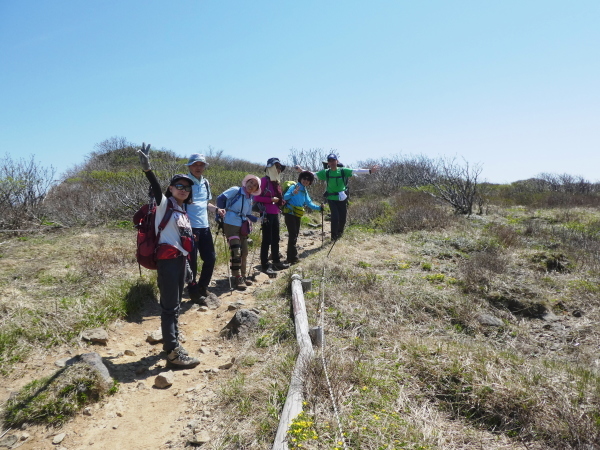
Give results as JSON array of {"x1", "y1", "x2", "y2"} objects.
[
  {"x1": 424, "y1": 273, "x2": 445, "y2": 283},
  {"x1": 421, "y1": 262, "x2": 432, "y2": 271},
  {"x1": 287, "y1": 410, "x2": 318, "y2": 449}
]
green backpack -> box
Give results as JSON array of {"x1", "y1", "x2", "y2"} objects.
[{"x1": 282, "y1": 180, "x2": 296, "y2": 195}]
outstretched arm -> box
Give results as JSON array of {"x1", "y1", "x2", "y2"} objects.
[
  {"x1": 352, "y1": 165, "x2": 380, "y2": 175},
  {"x1": 137, "y1": 143, "x2": 163, "y2": 205}
]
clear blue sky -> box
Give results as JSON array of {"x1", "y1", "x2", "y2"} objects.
[{"x1": 1, "y1": 1, "x2": 598, "y2": 183}]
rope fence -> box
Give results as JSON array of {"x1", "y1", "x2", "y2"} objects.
[{"x1": 272, "y1": 271, "x2": 348, "y2": 450}]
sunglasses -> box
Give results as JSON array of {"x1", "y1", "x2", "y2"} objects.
[{"x1": 173, "y1": 184, "x2": 192, "y2": 192}]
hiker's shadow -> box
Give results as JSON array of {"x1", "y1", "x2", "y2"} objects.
[
  {"x1": 101, "y1": 352, "x2": 166, "y2": 385},
  {"x1": 123, "y1": 279, "x2": 162, "y2": 324},
  {"x1": 298, "y1": 239, "x2": 330, "y2": 259}
]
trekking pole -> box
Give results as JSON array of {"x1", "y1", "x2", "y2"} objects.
[
  {"x1": 327, "y1": 238, "x2": 338, "y2": 257},
  {"x1": 216, "y1": 215, "x2": 233, "y2": 292},
  {"x1": 320, "y1": 204, "x2": 324, "y2": 249},
  {"x1": 246, "y1": 214, "x2": 262, "y2": 280},
  {"x1": 222, "y1": 231, "x2": 233, "y2": 292},
  {"x1": 247, "y1": 235, "x2": 259, "y2": 281}
]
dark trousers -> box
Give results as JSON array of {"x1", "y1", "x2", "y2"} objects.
[
  {"x1": 261, "y1": 213, "x2": 281, "y2": 266},
  {"x1": 284, "y1": 214, "x2": 301, "y2": 261},
  {"x1": 157, "y1": 255, "x2": 186, "y2": 352},
  {"x1": 328, "y1": 199, "x2": 348, "y2": 240},
  {"x1": 190, "y1": 227, "x2": 216, "y2": 287}
]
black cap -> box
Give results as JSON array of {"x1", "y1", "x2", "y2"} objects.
[{"x1": 169, "y1": 173, "x2": 195, "y2": 185}]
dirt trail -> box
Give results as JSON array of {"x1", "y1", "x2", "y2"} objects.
[{"x1": 1, "y1": 227, "x2": 326, "y2": 450}]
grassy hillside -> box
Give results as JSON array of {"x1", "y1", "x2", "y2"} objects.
[
  {"x1": 207, "y1": 202, "x2": 600, "y2": 449},
  {"x1": 1, "y1": 144, "x2": 600, "y2": 448},
  {"x1": 2, "y1": 201, "x2": 598, "y2": 448}
]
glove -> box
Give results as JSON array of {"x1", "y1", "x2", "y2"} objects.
[
  {"x1": 137, "y1": 142, "x2": 151, "y2": 171},
  {"x1": 215, "y1": 215, "x2": 224, "y2": 231}
]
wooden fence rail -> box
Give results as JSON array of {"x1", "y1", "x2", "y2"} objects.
[{"x1": 272, "y1": 274, "x2": 315, "y2": 450}]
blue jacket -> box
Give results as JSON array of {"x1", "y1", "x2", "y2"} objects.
[
  {"x1": 186, "y1": 174, "x2": 211, "y2": 228},
  {"x1": 217, "y1": 187, "x2": 258, "y2": 227},
  {"x1": 283, "y1": 183, "x2": 321, "y2": 214}
]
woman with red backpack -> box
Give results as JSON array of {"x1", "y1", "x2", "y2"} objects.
[{"x1": 137, "y1": 144, "x2": 200, "y2": 369}]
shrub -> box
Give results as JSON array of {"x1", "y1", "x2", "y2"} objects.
[
  {"x1": 3, "y1": 362, "x2": 111, "y2": 427},
  {"x1": 459, "y1": 248, "x2": 508, "y2": 293},
  {"x1": 0, "y1": 154, "x2": 56, "y2": 230}
]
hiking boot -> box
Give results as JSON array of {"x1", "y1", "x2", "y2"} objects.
[
  {"x1": 166, "y1": 347, "x2": 199, "y2": 369},
  {"x1": 243, "y1": 277, "x2": 253, "y2": 286},
  {"x1": 176, "y1": 345, "x2": 189, "y2": 356},
  {"x1": 188, "y1": 282, "x2": 201, "y2": 303},
  {"x1": 261, "y1": 264, "x2": 277, "y2": 278},
  {"x1": 286, "y1": 257, "x2": 300, "y2": 265},
  {"x1": 272, "y1": 261, "x2": 290, "y2": 270},
  {"x1": 268, "y1": 252, "x2": 284, "y2": 262},
  {"x1": 234, "y1": 276, "x2": 247, "y2": 291},
  {"x1": 198, "y1": 285, "x2": 209, "y2": 297}
]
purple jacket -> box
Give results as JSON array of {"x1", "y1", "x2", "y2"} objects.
[{"x1": 253, "y1": 177, "x2": 284, "y2": 214}]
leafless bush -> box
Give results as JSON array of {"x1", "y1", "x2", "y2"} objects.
[
  {"x1": 205, "y1": 146, "x2": 264, "y2": 173},
  {"x1": 389, "y1": 191, "x2": 457, "y2": 233},
  {"x1": 45, "y1": 153, "x2": 181, "y2": 226},
  {"x1": 0, "y1": 154, "x2": 56, "y2": 229},
  {"x1": 286, "y1": 147, "x2": 331, "y2": 172},
  {"x1": 538, "y1": 172, "x2": 598, "y2": 195},
  {"x1": 389, "y1": 205, "x2": 455, "y2": 233},
  {"x1": 43, "y1": 138, "x2": 184, "y2": 226},
  {"x1": 487, "y1": 223, "x2": 521, "y2": 248},
  {"x1": 354, "y1": 154, "x2": 430, "y2": 198},
  {"x1": 407, "y1": 156, "x2": 483, "y2": 215},
  {"x1": 346, "y1": 199, "x2": 390, "y2": 227},
  {"x1": 348, "y1": 191, "x2": 456, "y2": 233},
  {"x1": 459, "y1": 248, "x2": 508, "y2": 293},
  {"x1": 502, "y1": 173, "x2": 600, "y2": 208},
  {"x1": 355, "y1": 154, "x2": 484, "y2": 215}
]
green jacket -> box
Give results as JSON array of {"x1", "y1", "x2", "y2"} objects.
[{"x1": 316, "y1": 168, "x2": 353, "y2": 201}]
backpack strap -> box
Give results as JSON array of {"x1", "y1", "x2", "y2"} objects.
[
  {"x1": 325, "y1": 168, "x2": 348, "y2": 196},
  {"x1": 204, "y1": 179, "x2": 211, "y2": 200},
  {"x1": 153, "y1": 200, "x2": 175, "y2": 254},
  {"x1": 226, "y1": 188, "x2": 245, "y2": 218},
  {"x1": 157, "y1": 200, "x2": 174, "y2": 233}
]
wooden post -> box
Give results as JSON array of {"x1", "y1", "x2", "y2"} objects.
[{"x1": 272, "y1": 274, "x2": 315, "y2": 450}]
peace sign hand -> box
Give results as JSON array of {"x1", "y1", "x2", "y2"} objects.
[{"x1": 137, "y1": 142, "x2": 152, "y2": 171}]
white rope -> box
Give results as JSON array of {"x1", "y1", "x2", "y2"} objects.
[{"x1": 318, "y1": 268, "x2": 349, "y2": 450}]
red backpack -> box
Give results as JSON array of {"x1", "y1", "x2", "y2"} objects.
[{"x1": 133, "y1": 200, "x2": 174, "y2": 270}]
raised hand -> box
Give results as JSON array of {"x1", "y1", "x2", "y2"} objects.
[{"x1": 137, "y1": 142, "x2": 151, "y2": 171}]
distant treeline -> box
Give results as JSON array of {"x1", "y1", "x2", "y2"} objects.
[{"x1": 1, "y1": 137, "x2": 599, "y2": 230}]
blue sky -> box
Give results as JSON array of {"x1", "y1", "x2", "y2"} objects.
[{"x1": 1, "y1": 1, "x2": 598, "y2": 183}]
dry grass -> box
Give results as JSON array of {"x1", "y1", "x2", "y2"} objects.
[
  {"x1": 0, "y1": 227, "x2": 153, "y2": 373},
  {"x1": 2, "y1": 202, "x2": 600, "y2": 448},
  {"x1": 199, "y1": 205, "x2": 600, "y2": 449}
]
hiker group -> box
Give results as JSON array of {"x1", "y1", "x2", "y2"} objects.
[{"x1": 135, "y1": 145, "x2": 377, "y2": 367}]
